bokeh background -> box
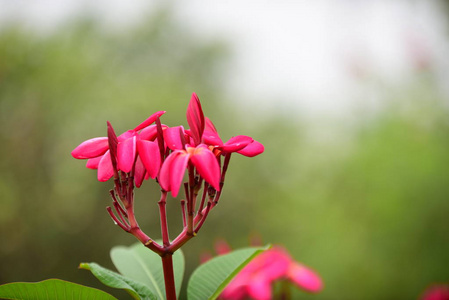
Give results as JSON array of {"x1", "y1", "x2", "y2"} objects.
[{"x1": 1, "y1": 1, "x2": 449, "y2": 299}]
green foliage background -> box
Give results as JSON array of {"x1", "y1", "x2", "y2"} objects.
[{"x1": 0, "y1": 7, "x2": 448, "y2": 300}]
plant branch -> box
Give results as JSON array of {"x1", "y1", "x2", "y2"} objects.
[
  {"x1": 180, "y1": 199, "x2": 187, "y2": 228},
  {"x1": 158, "y1": 190, "x2": 170, "y2": 247}
]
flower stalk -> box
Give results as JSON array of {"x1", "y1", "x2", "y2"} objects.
[
  {"x1": 161, "y1": 254, "x2": 177, "y2": 300},
  {"x1": 158, "y1": 190, "x2": 170, "y2": 247}
]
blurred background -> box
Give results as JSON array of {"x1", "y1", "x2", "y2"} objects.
[{"x1": 1, "y1": 0, "x2": 449, "y2": 299}]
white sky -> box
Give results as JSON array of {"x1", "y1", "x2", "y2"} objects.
[{"x1": 1, "y1": 0, "x2": 448, "y2": 118}]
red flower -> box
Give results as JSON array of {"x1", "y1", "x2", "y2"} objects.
[
  {"x1": 203, "y1": 117, "x2": 264, "y2": 157},
  {"x1": 159, "y1": 143, "x2": 220, "y2": 198},
  {"x1": 72, "y1": 93, "x2": 263, "y2": 195},
  {"x1": 71, "y1": 111, "x2": 165, "y2": 183},
  {"x1": 157, "y1": 95, "x2": 222, "y2": 197}
]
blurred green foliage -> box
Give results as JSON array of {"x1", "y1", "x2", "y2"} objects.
[{"x1": 0, "y1": 7, "x2": 448, "y2": 300}]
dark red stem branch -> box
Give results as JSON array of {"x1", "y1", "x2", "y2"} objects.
[
  {"x1": 106, "y1": 207, "x2": 130, "y2": 231},
  {"x1": 187, "y1": 164, "x2": 195, "y2": 235},
  {"x1": 161, "y1": 254, "x2": 177, "y2": 300},
  {"x1": 213, "y1": 153, "x2": 232, "y2": 204},
  {"x1": 158, "y1": 190, "x2": 170, "y2": 247},
  {"x1": 197, "y1": 182, "x2": 209, "y2": 217},
  {"x1": 180, "y1": 199, "x2": 187, "y2": 228},
  {"x1": 194, "y1": 200, "x2": 212, "y2": 234}
]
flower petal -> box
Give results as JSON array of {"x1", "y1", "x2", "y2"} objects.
[
  {"x1": 287, "y1": 262, "x2": 323, "y2": 293},
  {"x1": 202, "y1": 130, "x2": 223, "y2": 147},
  {"x1": 107, "y1": 121, "x2": 119, "y2": 169},
  {"x1": 159, "y1": 150, "x2": 190, "y2": 197},
  {"x1": 71, "y1": 137, "x2": 108, "y2": 159},
  {"x1": 205, "y1": 117, "x2": 218, "y2": 133},
  {"x1": 134, "y1": 156, "x2": 146, "y2": 188},
  {"x1": 247, "y1": 278, "x2": 272, "y2": 300},
  {"x1": 97, "y1": 151, "x2": 114, "y2": 182},
  {"x1": 118, "y1": 130, "x2": 136, "y2": 142},
  {"x1": 221, "y1": 135, "x2": 253, "y2": 153},
  {"x1": 190, "y1": 145, "x2": 221, "y2": 191},
  {"x1": 133, "y1": 111, "x2": 166, "y2": 131},
  {"x1": 221, "y1": 285, "x2": 247, "y2": 300},
  {"x1": 242, "y1": 248, "x2": 290, "y2": 280},
  {"x1": 186, "y1": 93, "x2": 205, "y2": 146},
  {"x1": 86, "y1": 156, "x2": 102, "y2": 169},
  {"x1": 139, "y1": 125, "x2": 158, "y2": 141},
  {"x1": 117, "y1": 136, "x2": 137, "y2": 173},
  {"x1": 163, "y1": 126, "x2": 185, "y2": 150},
  {"x1": 137, "y1": 139, "x2": 161, "y2": 179},
  {"x1": 237, "y1": 141, "x2": 265, "y2": 157}
]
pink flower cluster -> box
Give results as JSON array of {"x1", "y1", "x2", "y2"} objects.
[
  {"x1": 71, "y1": 93, "x2": 264, "y2": 256},
  {"x1": 221, "y1": 246, "x2": 323, "y2": 300},
  {"x1": 71, "y1": 93, "x2": 264, "y2": 197}
]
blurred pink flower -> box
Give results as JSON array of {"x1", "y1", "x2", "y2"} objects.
[
  {"x1": 421, "y1": 284, "x2": 449, "y2": 300},
  {"x1": 218, "y1": 246, "x2": 322, "y2": 300}
]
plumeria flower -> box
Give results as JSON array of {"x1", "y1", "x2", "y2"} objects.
[
  {"x1": 129, "y1": 123, "x2": 168, "y2": 187},
  {"x1": 203, "y1": 117, "x2": 264, "y2": 157},
  {"x1": 159, "y1": 92, "x2": 264, "y2": 197},
  {"x1": 159, "y1": 142, "x2": 221, "y2": 197},
  {"x1": 208, "y1": 244, "x2": 323, "y2": 300},
  {"x1": 159, "y1": 94, "x2": 220, "y2": 197},
  {"x1": 71, "y1": 111, "x2": 165, "y2": 183}
]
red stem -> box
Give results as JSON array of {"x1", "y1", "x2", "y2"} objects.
[
  {"x1": 158, "y1": 190, "x2": 170, "y2": 247},
  {"x1": 180, "y1": 199, "x2": 187, "y2": 228},
  {"x1": 113, "y1": 177, "x2": 164, "y2": 255},
  {"x1": 106, "y1": 207, "x2": 130, "y2": 231},
  {"x1": 183, "y1": 182, "x2": 190, "y2": 202},
  {"x1": 187, "y1": 164, "x2": 195, "y2": 235},
  {"x1": 194, "y1": 200, "x2": 212, "y2": 233},
  {"x1": 214, "y1": 153, "x2": 231, "y2": 204},
  {"x1": 169, "y1": 228, "x2": 194, "y2": 253},
  {"x1": 113, "y1": 202, "x2": 130, "y2": 228},
  {"x1": 197, "y1": 182, "x2": 208, "y2": 217},
  {"x1": 161, "y1": 254, "x2": 177, "y2": 300},
  {"x1": 109, "y1": 190, "x2": 128, "y2": 217}
]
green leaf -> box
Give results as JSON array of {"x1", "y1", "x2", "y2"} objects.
[
  {"x1": 187, "y1": 246, "x2": 269, "y2": 300},
  {"x1": 80, "y1": 262, "x2": 157, "y2": 300},
  {"x1": 110, "y1": 242, "x2": 184, "y2": 300},
  {"x1": 0, "y1": 279, "x2": 117, "y2": 300}
]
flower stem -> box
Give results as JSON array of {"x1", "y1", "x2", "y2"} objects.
[
  {"x1": 161, "y1": 253, "x2": 177, "y2": 300},
  {"x1": 180, "y1": 199, "x2": 187, "y2": 227},
  {"x1": 197, "y1": 182, "x2": 208, "y2": 217},
  {"x1": 194, "y1": 199, "x2": 212, "y2": 234},
  {"x1": 158, "y1": 190, "x2": 170, "y2": 247},
  {"x1": 278, "y1": 280, "x2": 291, "y2": 300},
  {"x1": 187, "y1": 164, "x2": 195, "y2": 235},
  {"x1": 213, "y1": 153, "x2": 231, "y2": 204}
]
